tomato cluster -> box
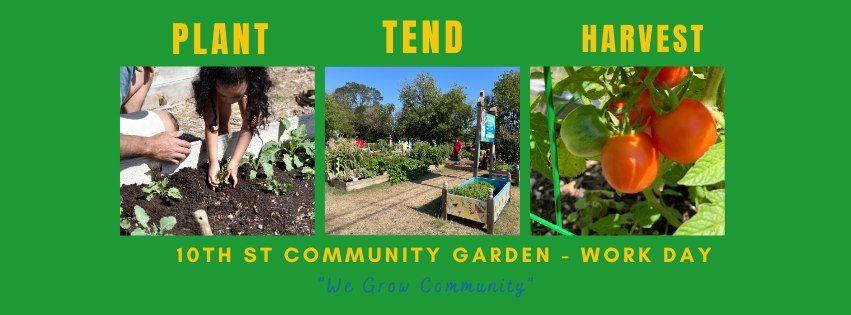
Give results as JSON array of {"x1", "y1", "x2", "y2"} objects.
[{"x1": 560, "y1": 67, "x2": 717, "y2": 193}]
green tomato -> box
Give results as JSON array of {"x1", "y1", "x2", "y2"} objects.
[{"x1": 560, "y1": 105, "x2": 612, "y2": 158}]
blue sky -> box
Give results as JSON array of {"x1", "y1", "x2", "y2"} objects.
[{"x1": 325, "y1": 67, "x2": 518, "y2": 114}]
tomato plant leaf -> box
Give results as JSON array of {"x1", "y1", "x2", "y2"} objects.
[
  {"x1": 706, "y1": 189, "x2": 725, "y2": 205},
  {"x1": 557, "y1": 140, "x2": 586, "y2": 178},
  {"x1": 674, "y1": 203, "x2": 725, "y2": 236},
  {"x1": 631, "y1": 201, "x2": 661, "y2": 228},
  {"x1": 590, "y1": 214, "x2": 628, "y2": 235},
  {"x1": 678, "y1": 141, "x2": 725, "y2": 186},
  {"x1": 530, "y1": 112, "x2": 553, "y2": 179}
]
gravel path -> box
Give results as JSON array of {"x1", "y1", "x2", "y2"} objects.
[{"x1": 325, "y1": 168, "x2": 519, "y2": 235}]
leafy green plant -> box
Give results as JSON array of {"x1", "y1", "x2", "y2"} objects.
[
  {"x1": 128, "y1": 205, "x2": 177, "y2": 236},
  {"x1": 326, "y1": 138, "x2": 366, "y2": 175},
  {"x1": 216, "y1": 157, "x2": 231, "y2": 185},
  {"x1": 240, "y1": 141, "x2": 281, "y2": 179},
  {"x1": 493, "y1": 160, "x2": 511, "y2": 171},
  {"x1": 384, "y1": 155, "x2": 428, "y2": 184},
  {"x1": 375, "y1": 139, "x2": 390, "y2": 152},
  {"x1": 531, "y1": 66, "x2": 725, "y2": 236},
  {"x1": 449, "y1": 181, "x2": 495, "y2": 201},
  {"x1": 260, "y1": 178, "x2": 291, "y2": 196},
  {"x1": 142, "y1": 178, "x2": 182, "y2": 201},
  {"x1": 279, "y1": 118, "x2": 316, "y2": 172},
  {"x1": 409, "y1": 141, "x2": 449, "y2": 166}
]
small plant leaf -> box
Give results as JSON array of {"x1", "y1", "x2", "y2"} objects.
[
  {"x1": 167, "y1": 188, "x2": 182, "y2": 200},
  {"x1": 159, "y1": 216, "x2": 177, "y2": 231},
  {"x1": 631, "y1": 201, "x2": 661, "y2": 228},
  {"x1": 130, "y1": 228, "x2": 148, "y2": 236},
  {"x1": 590, "y1": 214, "x2": 628, "y2": 235},
  {"x1": 557, "y1": 140, "x2": 586, "y2": 178},
  {"x1": 282, "y1": 154, "x2": 294, "y2": 171},
  {"x1": 679, "y1": 141, "x2": 725, "y2": 186},
  {"x1": 250, "y1": 170, "x2": 258, "y2": 179},
  {"x1": 120, "y1": 219, "x2": 131, "y2": 230},
  {"x1": 261, "y1": 162, "x2": 275, "y2": 178},
  {"x1": 133, "y1": 206, "x2": 150, "y2": 230}
]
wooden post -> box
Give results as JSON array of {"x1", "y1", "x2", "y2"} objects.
[
  {"x1": 473, "y1": 90, "x2": 484, "y2": 178},
  {"x1": 193, "y1": 209, "x2": 214, "y2": 236},
  {"x1": 486, "y1": 188, "x2": 495, "y2": 234},
  {"x1": 442, "y1": 181, "x2": 448, "y2": 220}
]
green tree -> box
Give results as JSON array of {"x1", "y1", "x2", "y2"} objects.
[
  {"x1": 329, "y1": 82, "x2": 383, "y2": 109},
  {"x1": 490, "y1": 70, "x2": 520, "y2": 164},
  {"x1": 396, "y1": 73, "x2": 472, "y2": 143},
  {"x1": 357, "y1": 103, "x2": 395, "y2": 142},
  {"x1": 325, "y1": 97, "x2": 354, "y2": 137},
  {"x1": 328, "y1": 82, "x2": 393, "y2": 141}
]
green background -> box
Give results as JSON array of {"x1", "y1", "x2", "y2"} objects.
[{"x1": 2, "y1": 0, "x2": 847, "y2": 312}]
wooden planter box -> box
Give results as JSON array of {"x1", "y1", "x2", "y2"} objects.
[
  {"x1": 442, "y1": 177, "x2": 511, "y2": 234},
  {"x1": 329, "y1": 173, "x2": 389, "y2": 192}
]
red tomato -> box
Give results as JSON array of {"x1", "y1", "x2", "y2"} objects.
[
  {"x1": 600, "y1": 133, "x2": 659, "y2": 193},
  {"x1": 638, "y1": 67, "x2": 689, "y2": 89},
  {"x1": 651, "y1": 98, "x2": 717, "y2": 164}
]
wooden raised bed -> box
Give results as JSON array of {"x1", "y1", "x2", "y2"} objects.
[
  {"x1": 329, "y1": 173, "x2": 389, "y2": 192},
  {"x1": 442, "y1": 177, "x2": 511, "y2": 234},
  {"x1": 120, "y1": 114, "x2": 314, "y2": 186}
]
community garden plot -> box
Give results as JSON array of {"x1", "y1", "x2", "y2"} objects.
[{"x1": 120, "y1": 117, "x2": 316, "y2": 236}]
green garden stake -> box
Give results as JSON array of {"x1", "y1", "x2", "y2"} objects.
[{"x1": 544, "y1": 67, "x2": 563, "y2": 228}]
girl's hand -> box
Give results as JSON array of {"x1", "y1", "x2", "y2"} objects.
[
  {"x1": 226, "y1": 160, "x2": 240, "y2": 187},
  {"x1": 208, "y1": 162, "x2": 221, "y2": 189}
]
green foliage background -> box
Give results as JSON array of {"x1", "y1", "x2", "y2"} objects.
[{"x1": 1, "y1": 0, "x2": 848, "y2": 313}]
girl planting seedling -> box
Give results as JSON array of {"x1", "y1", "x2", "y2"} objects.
[{"x1": 193, "y1": 67, "x2": 272, "y2": 190}]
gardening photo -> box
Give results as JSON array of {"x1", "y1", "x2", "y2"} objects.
[
  {"x1": 324, "y1": 67, "x2": 520, "y2": 235},
  {"x1": 119, "y1": 67, "x2": 316, "y2": 236},
  {"x1": 530, "y1": 67, "x2": 725, "y2": 236}
]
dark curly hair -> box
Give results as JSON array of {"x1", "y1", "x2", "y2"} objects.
[{"x1": 192, "y1": 67, "x2": 272, "y2": 133}]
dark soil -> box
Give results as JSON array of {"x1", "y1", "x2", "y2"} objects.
[
  {"x1": 120, "y1": 162, "x2": 314, "y2": 236},
  {"x1": 531, "y1": 163, "x2": 696, "y2": 236}
]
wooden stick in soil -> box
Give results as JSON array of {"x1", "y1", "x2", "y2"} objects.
[
  {"x1": 193, "y1": 209, "x2": 214, "y2": 236},
  {"x1": 442, "y1": 181, "x2": 448, "y2": 220}
]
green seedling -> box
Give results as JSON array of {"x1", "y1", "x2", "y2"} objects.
[
  {"x1": 120, "y1": 196, "x2": 131, "y2": 229},
  {"x1": 215, "y1": 157, "x2": 232, "y2": 188},
  {"x1": 129, "y1": 206, "x2": 177, "y2": 236},
  {"x1": 241, "y1": 139, "x2": 283, "y2": 179},
  {"x1": 260, "y1": 178, "x2": 291, "y2": 196},
  {"x1": 142, "y1": 178, "x2": 182, "y2": 201}
]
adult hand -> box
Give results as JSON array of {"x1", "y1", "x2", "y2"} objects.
[{"x1": 147, "y1": 131, "x2": 191, "y2": 164}]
